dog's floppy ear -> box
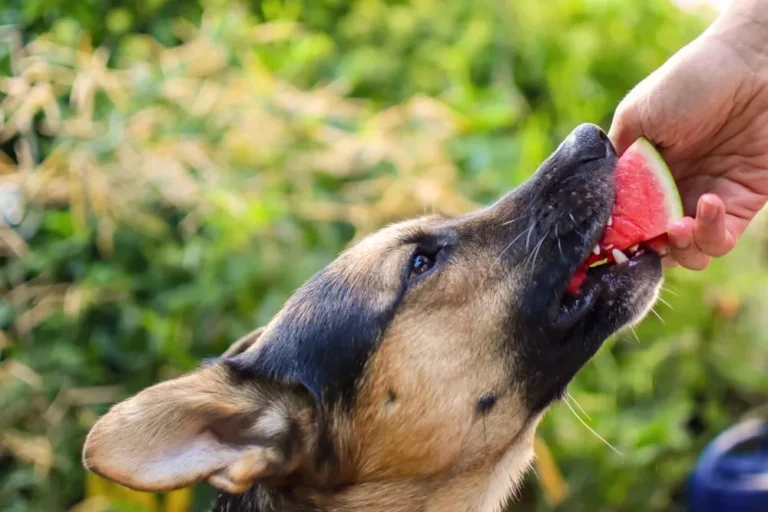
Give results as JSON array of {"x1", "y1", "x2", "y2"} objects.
[{"x1": 82, "y1": 361, "x2": 317, "y2": 494}]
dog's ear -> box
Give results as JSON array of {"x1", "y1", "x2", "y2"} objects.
[
  {"x1": 221, "y1": 327, "x2": 265, "y2": 358},
  {"x1": 82, "y1": 362, "x2": 317, "y2": 493}
]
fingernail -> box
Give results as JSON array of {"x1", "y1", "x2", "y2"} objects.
[{"x1": 699, "y1": 197, "x2": 718, "y2": 224}]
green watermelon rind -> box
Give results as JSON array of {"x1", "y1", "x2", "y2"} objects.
[{"x1": 630, "y1": 137, "x2": 684, "y2": 221}]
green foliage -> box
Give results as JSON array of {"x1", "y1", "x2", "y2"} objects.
[
  {"x1": 2, "y1": 1, "x2": 766, "y2": 511},
  {"x1": 0, "y1": 0, "x2": 201, "y2": 46}
]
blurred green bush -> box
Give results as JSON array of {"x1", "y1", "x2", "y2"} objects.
[{"x1": 1, "y1": 1, "x2": 766, "y2": 511}]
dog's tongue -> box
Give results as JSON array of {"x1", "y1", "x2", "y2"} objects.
[{"x1": 565, "y1": 137, "x2": 683, "y2": 295}]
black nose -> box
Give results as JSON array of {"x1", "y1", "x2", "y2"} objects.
[{"x1": 567, "y1": 123, "x2": 615, "y2": 163}]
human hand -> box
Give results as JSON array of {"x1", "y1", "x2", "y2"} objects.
[{"x1": 609, "y1": 1, "x2": 768, "y2": 270}]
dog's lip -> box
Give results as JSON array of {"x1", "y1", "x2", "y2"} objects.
[
  {"x1": 549, "y1": 208, "x2": 613, "y2": 329},
  {"x1": 549, "y1": 249, "x2": 660, "y2": 331},
  {"x1": 588, "y1": 249, "x2": 660, "y2": 291},
  {"x1": 550, "y1": 282, "x2": 601, "y2": 330}
]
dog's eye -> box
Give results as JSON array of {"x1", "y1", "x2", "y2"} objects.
[{"x1": 410, "y1": 253, "x2": 435, "y2": 277}]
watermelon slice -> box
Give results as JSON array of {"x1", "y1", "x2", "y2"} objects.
[{"x1": 567, "y1": 137, "x2": 683, "y2": 294}]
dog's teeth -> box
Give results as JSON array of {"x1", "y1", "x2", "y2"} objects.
[
  {"x1": 612, "y1": 248, "x2": 629, "y2": 265},
  {"x1": 628, "y1": 244, "x2": 639, "y2": 254},
  {"x1": 593, "y1": 245, "x2": 600, "y2": 255},
  {"x1": 607, "y1": 217, "x2": 613, "y2": 226}
]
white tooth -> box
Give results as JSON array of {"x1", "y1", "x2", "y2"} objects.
[
  {"x1": 593, "y1": 245, "x2": 601, "y2": 255},
  {"x1": 612, "y1": 248, "x2": 629, "y2": 265},
  {"x1": 628, "y1": 244, "x2": 639, "y2": 254},
  {"x1": 607, "y1": 217, "x2": 613, "y2": 226}
]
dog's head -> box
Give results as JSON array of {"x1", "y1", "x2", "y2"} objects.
[{"x1": 82, "y1": 124, "x2": 662, "y2": 510}]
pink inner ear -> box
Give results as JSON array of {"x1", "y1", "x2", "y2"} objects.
[
  {"x1": 138, "y1": 436, "x2": 244, "y2": 489},
  {"x1": 81, "y1": 366, "x2": 258, "y2": 493},
  {"x1": 82, "y1": 362, "x2": 314, "y2": 494},
  {"x1": 84, "y1": 411, "x2": 246, "y2": 492}
]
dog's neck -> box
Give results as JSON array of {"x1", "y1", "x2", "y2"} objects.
[{"x1": 213, "y1": 439, "x2": 535, "y2": 512}]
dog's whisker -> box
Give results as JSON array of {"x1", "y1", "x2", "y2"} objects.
[
  {"x1": 656, "y1": 296, "x2": 673, "y2": 310},
  {"x1": 528, "y1": 232, "x2": 548, "y2": 269},
  {"x1": 629, "y1": 325, "x2": 641, "y2": 343},
  {"x1": 649, "y1": 306, "x2": 665, "y2": 324},
  {"x1": 497, "y1": 229, "x2": 529, "y2": 263},
  {"x1": 563, "y1": 397, "x2": 623, "y2": 457},
  {"x1": 531, "y1": 232, "x2": 549, "y2": 267},
  {"x1": 525, "y1": 222, "x2": 536, "y2": 252},
  {"x1": 566, "y1": 392, "x2": 591, "y2": 422},
  {"x1": 501, "y1": 217, "x2": 525, "y2": 226},
  {"x1": 660, "y1": 285, "x2": 679, "y2": 297},
  {"x1": 554, "y1": 224, "x2": 565, "y2": 261}
]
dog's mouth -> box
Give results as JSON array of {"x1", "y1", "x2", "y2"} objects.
[
  {"x1": 550, "y1": 242, "x2": 661, "y2": 331},
  {"x1": 511, "y1": 123, "x2": 665, "y2": 411}
]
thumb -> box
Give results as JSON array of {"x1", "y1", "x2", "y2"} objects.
[{"x1": 608, "y1": 96, "x2": 643, "y2": 157}]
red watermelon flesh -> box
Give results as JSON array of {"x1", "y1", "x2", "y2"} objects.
[{"x1": 566, "y1": 138, "x2": 683, "y2": 295}]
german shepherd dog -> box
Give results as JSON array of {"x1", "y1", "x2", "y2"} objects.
[{"x1": 82, "y1": 124, "x2": 662, "y2": 511}]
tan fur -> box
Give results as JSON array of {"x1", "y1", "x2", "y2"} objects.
[
  {"x1": 82, "y1": 218, "x2": 561, "y2": 510},
  {"x1": 83, "y1": 126, "x2": 660, "y2": 512},
  {"x1": 83, "y1": 365, "x2": 317, "y2": 493},
  {"x1": 83, "y1": 217, "x2": 541, "y2": 511},
  {"x1": 309, "y1": 420, "x2": 539, "y2": 512}
]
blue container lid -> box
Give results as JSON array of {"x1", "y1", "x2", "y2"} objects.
[{"x1": 689, "y1": 419, "x2": 768, "y2": 512}]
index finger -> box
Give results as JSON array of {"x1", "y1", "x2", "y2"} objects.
[{"x1": 608, "y1": 99, "x2": 642, "y2": 156}]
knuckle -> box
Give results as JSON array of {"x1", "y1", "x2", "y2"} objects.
[
  {"x1": 662, "y1": 256, "x2": 679, "y2": 268},
  {"x1": 673, "y1": 246, "x2": 710, "y2": 271},
  {"x1": 685, "y1": 255, "x2": 710, "y2": 271},
  {"x1": 696, "y1": 233, "x2": 734, "y2": 258}
]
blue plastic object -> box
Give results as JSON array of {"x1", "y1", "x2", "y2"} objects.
[{"x1": 689, "y1": 418, "x2": 768, "y2": 511}]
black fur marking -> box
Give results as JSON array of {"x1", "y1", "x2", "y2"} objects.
[
  {"x1": 213, "y1": 485, "x2": 318, "y2": 512},
  {"x1": 226, "y1": 264, "x2": 407, "y2": 407},
  {"x1": 476, "y1": 394, "x2": 497, "y2": 416}
]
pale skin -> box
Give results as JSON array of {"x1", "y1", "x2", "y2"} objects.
[{"x1": 609, "y1": 0, "x2": 768, "y2": 270}]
